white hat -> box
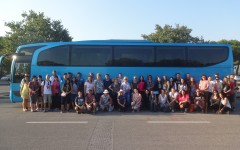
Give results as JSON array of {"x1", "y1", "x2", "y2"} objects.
[
  {"x1": 119, "y1": 89, "x2": 124, "y2": 93},
  {"x1": 103, "y1": 89, "x2": 109, "y2": 94}
]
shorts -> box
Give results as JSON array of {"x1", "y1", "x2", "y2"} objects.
[
  {"x1": 61, "y1": 94, "x2": 71, "y2": 105},
  {"x1": 37, "y1": 96, "x2": 43, "y2": 103},
  {"x1": 43, "y1": 94, "x2": 52, "y2": 104},
  {"x1": 30, "y1": 94, "x2": 37, "y2": 104}
]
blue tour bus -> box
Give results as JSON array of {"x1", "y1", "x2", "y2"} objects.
[{"x1": 8, "y1": 40, "x2": 233, "y2": 103}]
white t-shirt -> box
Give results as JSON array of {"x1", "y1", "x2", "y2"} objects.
[
  {"x1": 41, "y1": 80, "x2": 52, "y2": 94},
  {"x1": 50, "y1": 75, "x2": 61, "y2": 83},
  {"x1": 84, "y1": 81, "x2": 94, "y2": 94}
]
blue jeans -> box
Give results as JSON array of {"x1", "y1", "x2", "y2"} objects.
[{"x1": 159, "y1": 103, "x2": 170, "y2": 112}]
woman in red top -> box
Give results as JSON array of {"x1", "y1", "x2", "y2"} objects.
[
  {"x1": 52, "y1": 76, "x2": 60, "y2": 109},
  {"x1": 178, "y1": 90, "x2": 190, "y2": 113},
  {"x1": 137, "y1": 76, "x2": 147, "y2": 109}
]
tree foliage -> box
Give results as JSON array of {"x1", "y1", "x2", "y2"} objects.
[
  {"x1": 5, "y1": 10, "x2": 72, "y2": 51},
  {"x1": 142, "y1": 24, "x2": 204, "y2": 43}
]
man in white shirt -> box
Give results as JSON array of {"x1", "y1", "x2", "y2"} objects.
[{"x1": 41, "y1": 74, "x2": 52, "y2": 112}]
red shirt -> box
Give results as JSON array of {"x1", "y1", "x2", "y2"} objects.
[
  {"x1": 138, "y1": 82, "x2": 146, "y2": 92},
  {"x1": 178, "y1": 94, "x2": 190, "y2": 103}
]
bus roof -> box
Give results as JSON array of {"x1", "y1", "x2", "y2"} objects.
[{"x1": 16, "y1": 40, "x2": 231, "y2": 50}]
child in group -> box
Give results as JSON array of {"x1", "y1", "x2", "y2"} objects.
[
  {"x1": 75, "y1": 91, "x2": 86, "y2": 114},
  {"x1": 99, "y1": 90, "x2": 114, "y2": 112}
]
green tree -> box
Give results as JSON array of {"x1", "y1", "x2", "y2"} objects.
[
  {"x1": 1, "y1": 10, "x2": 73, "y2": 75},
  {"x1": 5, "y1": 10, "x2": 72, "y2": 51},
  {"x1": 142, "y1": 24, "x2": 204, "y2": 43}
]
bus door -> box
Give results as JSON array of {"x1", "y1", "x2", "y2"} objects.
[{"x1": 10, "y1": 55, "x2": 31, "y2": 103}]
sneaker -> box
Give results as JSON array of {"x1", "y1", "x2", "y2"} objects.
[
  {"x1": 43, "y1": 109, "x2": 46, "y2": 112},
  {"x1": 60, "y1": 110, "x2": 63, "y2": 113}
]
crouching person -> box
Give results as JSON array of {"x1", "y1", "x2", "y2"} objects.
[
  {"x1": 85, "y1": 89, "x2": 96, "y2": 114},
  {"x1": 75, "y1": 91, "x2": 86, "y2": 114},
  {"x1": 194, "y1": 89, "x2": 205, "y2": 113},
  {"x1": 131, "y1": 89, "x2": 142, "y2": 112},
  {"x1": 99, "y1": 90, "x2": 114, "y2": 112},
  {"x1": 158, "y1": 89, "x2": 170, "y2": 112},
  {"x1": 178, "y1": 90, "x2": 190, "y2": 113}
]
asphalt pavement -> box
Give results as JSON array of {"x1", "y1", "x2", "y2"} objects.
[{"x1": 0, "y1": 81, "x2": 240, "y2": 150}]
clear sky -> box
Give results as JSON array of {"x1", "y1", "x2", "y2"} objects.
[{"x1": 0, "y1": 0, "x2": 239, "y2": 41}]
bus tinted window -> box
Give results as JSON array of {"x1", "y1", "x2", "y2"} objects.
[
  {"x1": 19, "y1": 46, "x2": 45, "y2": 55},
  {"x1": 37, "y1": 46, "x2": 69, "y2": 66},
  {"x1": 187, "y1": 47, "x2": 229, "y2": 66},
  {"x1": 113, "y1": 46, "x2": 154, "y2": 66},
  {"x1": 156, "y1": 46, "x2": 186, "y2": 66},
  {"x1": 71, "y1": 46, "x2": 112, "y2": 66}
]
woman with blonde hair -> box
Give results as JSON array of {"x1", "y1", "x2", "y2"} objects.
[{"x1": 20, "y1": 74, "x2": 30, "y2": 112}]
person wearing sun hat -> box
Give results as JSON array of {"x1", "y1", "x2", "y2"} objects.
[
  {"x1": 117, "y1": 89, "x2": 126, "y2": 112},
  {"x1": 99, "y1": 89, "x2": 114, "y2": 112}
]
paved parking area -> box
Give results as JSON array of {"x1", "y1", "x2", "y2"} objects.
[{"x1": 0, "y1": 83, "x2": 240, "y2": 150}]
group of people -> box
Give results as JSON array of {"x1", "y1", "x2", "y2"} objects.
[{"x1": 20, "y1": 70, "x2": 237, "y2": 115}]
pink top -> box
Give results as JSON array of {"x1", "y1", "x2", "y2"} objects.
[
  {"x1": 52, "y1": 81, "x2": 60, "y2": 94},
  {"x1": 178, "y1": 94, "x2": 190, "y2": 103},
  {"x1": 199, "y1": 80, "x2": 209, "y2": 91}
]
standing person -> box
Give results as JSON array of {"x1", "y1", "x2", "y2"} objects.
[
  {"x1": 60, "y1": 73, "x2": 67, "y2": 90},
  {"x1": 185, "y1": 73, "x2": 191, "y2": 90},
  {"x1": 158, "y1": 89, "x2": 170, "y2": 112},
  {"x1": 146, "y1": 75, "x2": 154, "y2": 91},
  {"x1": 103, "y1": 74, "x2": 113, "y2": 93},
  {"x1": 138, "y1": 76, "x2": 147, "y2": 110},
  {"x1": 85, "y1": 89, "x2": 97, "y2": 114},
  {"x1": 75, "y1": 91, "x2": 86, "y2": 114},
  {"x1": 177, "y1": 90, "x2": 190, "y2": 113},
  {"x1": 76, "y1": 72, "x2": 84, "y2": 93},
  {"x1": 208, "y1": 76, "x2": 215, "y2": 103},
  {"x1": 162, "y1": 75, "x2": 170, "y2": 93},
  {"x1": 131, "y1": 89, "x2": 142, "y2": 112},
  {"x1": 168, "y1": 88, "x2": 179, "y2": 112},
  {"x1": 117, "y1": 90, "x2": 126, "y2": 112},
  {"x1": 229, "y1": 74, "x2": 236, "y2": 110},
  {"x1": 218, "y1": 92, "x2": 231, "y2": 114},
  {"x1": 213, "y1": 76, "x2": 223, "y2": 93},
  {"x1": 94, "y1": 73, "x2": 104, "y2": 106},
  {"x1": 199, "y1": 74, "x2": 209, "y2": 113},
  {"x1": 28, "y1": 76, "x2": 40, "y2": 112},
  {"x1": 131, "y1": 76, "x2": 138, "y2": 90},
  {"x1": 41, "y1": 74, "x2": 53, "y2": 112},
  {"x1": 84, "y1": 76, "x2": 94, "y2": 96},
  {"x1": 52, "y1": 75, "x2": 61, "y2": 110},
  {"x1": 118, "y1": 73, "x2": 123, "y2": 84},
  {"x1": 121, "y1": 76, "x2": 131, "y2": 110},
  {"x1": 99, "y1": 90, "x2": 114, "y2": 112},
  {"x1": 154, "y1": 76, "x2": 163, "y2": 93},
  {"x1": 169, "y1": 77, "x2": 176, "y2": 91},
  {"x1": 61, "y1": 78, "x2": 72, "y2": 113},
  {"x1": 174, "y1": 73, "x2": 181, "y2": 91},
  {"x1": 109, "y1": 78, "x2": 121, "y2": 109},
  {"x1": 20, "y1": 74, "x2": 30, "y2": 112},
  {"x1": 71, "y1": 77, "x2": 78, "y2": 110},
  {"x1": 189, "y1": 77, "x2": 198, "y2": 103},
  {"x1": 178, "y1": 78, "x2": 188, "y2": 93},
  {"x1": 50, "y1": 70, "x2": 61, "y2": 83},
  {"x1": 36, "y1": 75, "x2": 43, "y2": 111}
]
